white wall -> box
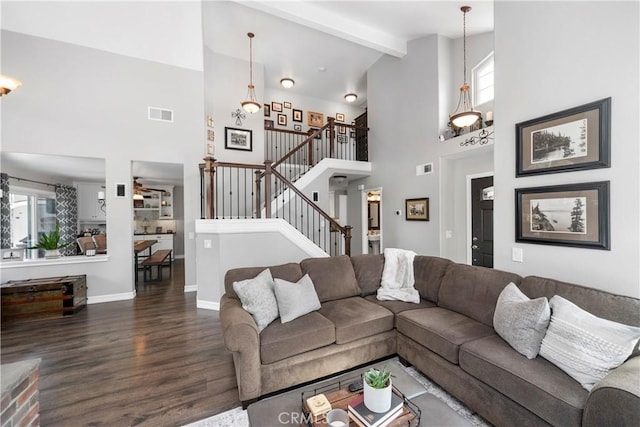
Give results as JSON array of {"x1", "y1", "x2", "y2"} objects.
[
  {"x1": 1, "y1": 30, "x2": 204, "y2": 300},
  {"x1": 494, "y1": 1, "x2": 640, "y2": 298}
]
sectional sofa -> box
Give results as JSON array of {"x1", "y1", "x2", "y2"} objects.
[{"x1": 219, "y1": 254, "x2": 640, "y2": 426}]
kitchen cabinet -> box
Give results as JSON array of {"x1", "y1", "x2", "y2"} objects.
[
  {"x1": 77, "y1": 182, "x2": 106, "y2": 222},
  {"x1": 133, "y1": 185, "x2": 173, "y2": 219},
  {"x1": 136, "y1": 234, "x2": 174, "y2": 261}
]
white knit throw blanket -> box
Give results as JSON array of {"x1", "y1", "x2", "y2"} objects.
[{"x1": 377, "y1": 248, "x2": 420, "y2": 303}]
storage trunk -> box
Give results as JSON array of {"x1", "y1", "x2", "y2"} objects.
[{"x1": 1, "y1": 275, "x2": 87, "y2": 322}]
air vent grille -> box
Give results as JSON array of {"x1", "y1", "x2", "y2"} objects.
[
  {"x1": 148, "y1": 106, "x2": 174, "y2": 123},
  {"x1": 416, "y1": 162, "x2": 434, "y2": 176}
]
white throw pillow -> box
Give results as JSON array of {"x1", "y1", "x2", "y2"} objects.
[
  {"x1": 493, "y1": 282, "x2": 551, "y2": 359},
  {"x1": 540, "y1": 295, "x2": 640, "y2": 390},
  {"x1": 233, "y1": 269, "x2": 278, "y2": 332},
  {"x1": 274, "y1": 274, "x2": 321, "y2": 323}
]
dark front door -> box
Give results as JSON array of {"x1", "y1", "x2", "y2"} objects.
[
  {"x1": 354, "y1": 111, "x2": 368, "y2": 161},
  {"x1": 471, "y1": 176, "x2": 494, "y2": 268}
]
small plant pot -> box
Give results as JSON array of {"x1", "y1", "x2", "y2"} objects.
[
  {"x1": 44, "y1": 249, "x2": 61, "y2": 259},
  {"x1": 363, "y1": 378, "x2": 392, "y2": 413}
]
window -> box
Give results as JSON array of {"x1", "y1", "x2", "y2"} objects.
[
  {"x1": 473, "y1": 52, "x2": 494, "y2": 106},
  {"x1": 9, "y1": 186, "x2": 56, "y2": 248}
]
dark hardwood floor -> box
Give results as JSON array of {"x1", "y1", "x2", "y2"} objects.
[{"x1": 1, "y1": 259, "x2": 240, "y2": 426}]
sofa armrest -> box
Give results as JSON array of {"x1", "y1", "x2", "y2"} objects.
[
  {"x1": 219, "y1": 294, "x2": 262, "y2": 402},
  {"x1": 582, "y1": 355, "x2": 640, "y2": 426}
]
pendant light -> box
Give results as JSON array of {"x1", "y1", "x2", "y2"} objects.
[
  {"x1": 449, "y1": 6, "x2": 481, "y2": 128},
  {"x1": 241, "y1": 32, "x2": 261, "y2": 114},
  {"x1": 0, "y1": 74, "x2": 22, "y2": 96}
]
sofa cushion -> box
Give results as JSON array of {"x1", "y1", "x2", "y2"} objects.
[
  {"x1": 493, "y1": 282, "x2": 550, "y2": 359},
  {"x1": 319, "y1": 297, "x2": 394, "y2": 344},
  {"x1": 539, "y1": 295, "x2": 640, "y2": 391},
  {"x1": 364, "y1": 295, "x2": 435, "y2": 317},
  {"x1": 225, "y1": 262, "x2": 303, "y2": 299},
  {"x1": 351, "y1": 254, "x2": 385, "y2": 296},
  {"x1": 260, "y1": 311, "x2": 335, "y2": 364},
  {"x1": 301, "y1": 255, "x2": 361, "y2": 302},
  {"x1": 232, "y1": 269, "x2": 279, "y2": 332},
  {"x1": 438, "y1": 263, "x2": 522, "y2": 326},
  {"x1": 460, "y1": 334, "x2": 588, "y2": 427},
  {"x1": 396, "y1": 307, "x2": 495, "y2": 364},
  {"x1": 274, "y1": 274, "x2": 321, "y2": 323},
  {"x1": 413, "y1": 256, "x2": 452, "y2": 303}
]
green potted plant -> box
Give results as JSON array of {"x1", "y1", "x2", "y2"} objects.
[
  {"x1": 363, "y1": 366, "x2": 393, "y2": 413},
  {"x1": 30, "y1": 222, "x2": 71, "y2": 258}
]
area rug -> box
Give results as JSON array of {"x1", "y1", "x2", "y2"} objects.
[{"x1": 184, "y1": 360, "x2": 490, "y2": 426}]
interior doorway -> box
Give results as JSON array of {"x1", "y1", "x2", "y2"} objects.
[
  {"x1": 362, "y1": 188, "x2": 382, "y2": 254},
  {"x1": 468, "y1": 174, "x2": 494, "y2": 267}
]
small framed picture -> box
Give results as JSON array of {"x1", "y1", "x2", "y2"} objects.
[
  {"x1": 307, "y1": 111, "x2": 324, "y2": 127},
  {"x1": 406, "y1": 198, "x2": 429, "y2": 221},
  {"x1": 225, "y1": 127, "x2": 252, "y2": 151},
  {"x1": 293, "y1": 109, "x2": 303, "y2": 122},
  {"x1": 283, "y1": 101, "x2": 292, "y2": 109},
  {"x1": 207, "y1": 129, "x2": 215, "y2": 141},
  {"x1": 337, "y1": 134, "x2": 347, "y2": 143},
  {"x1": 350, "y1": 130, "x2": 356, "y2": 139},
  {"x1": 264, "y1": 104, "x2": 271, "y2": 117},
  {"x1": 294, "y1": 124, "x2": 302, "y2": 131},
  {"x1": 264, "y1": 119, "x2": 274, "y2": 129},
  {"x1": 336, "y1": 113, "x2": 345, "y2": 122},
  {"x1": 516, "y1": 97, "x2": 611, "y2": 176},
  {"x1": 515, "y1": 181, "x2": 610, "y2": 250},
  {"x1": 272, "y1": 102, "x2": 283, "y2": 112},
  {"x1": 310, "y1": 128, "x2": 322, "y2": 140},
  {"x1": 338, "y1": 125, "x2": 346, "y2": 134},
  {"x1": 277, "y1": 113, "x2": 287, "y2": 126}
]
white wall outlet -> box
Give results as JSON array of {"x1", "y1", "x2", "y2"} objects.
[
  {"x1": 204, "y1": 239, "x2": 212, "y2": 249},
  {"x1": 445, "y1": 230, "x2": 453, "y2": 239},
  {"x1": 188, "y1": 232, "x2": 195, "y2": 240},
  {"x1": 512, "y1": 247, "x2": 524, "y2": 262}
]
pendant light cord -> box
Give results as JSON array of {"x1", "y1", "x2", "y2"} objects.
[
  {"x1": 462, "y1": 8, "x2": 468, "y2": 86},
  {"x1": 248, "y1": 32, "x2": 254, "y2": 87}
]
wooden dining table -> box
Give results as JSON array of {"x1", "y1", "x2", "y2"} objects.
[{"x1": 134, "y1": 239, "x2": 157, "y2": 284}]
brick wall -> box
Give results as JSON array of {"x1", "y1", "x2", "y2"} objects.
[{"x1": 1, "y1": 359, "x2": 40, "y2": 427}]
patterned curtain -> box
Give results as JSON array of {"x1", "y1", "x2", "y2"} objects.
[
  {"x1": 56, "y1": 185, "x2": 78, "y2": 256},
  {"x1": 1, "y1": 173, "x2": 10, "y2": 249}
]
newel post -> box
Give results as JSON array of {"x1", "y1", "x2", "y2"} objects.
[
  {"x1": 254, "y1": 170, "x2": 262, "y2": 218},
  {"x1": 203, "y1": 156, "x2": 216, "y2": 219},
  {"x1": 328, "y1": 117, "x2": 336, "y2": 158},
  {"x1": 264, "y1": 160, "x2": 272, "y2": 218},
  {"x1": 344, "y1": 225, "x2": 352, "y2": 256}
]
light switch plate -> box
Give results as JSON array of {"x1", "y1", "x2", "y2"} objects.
[{"x1": 512, "y1": 247, "x2": 523, "y2": 262}]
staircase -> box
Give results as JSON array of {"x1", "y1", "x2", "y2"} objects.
[{"x1": 200, "y1": 118, "x2": 369, "y2": 256}]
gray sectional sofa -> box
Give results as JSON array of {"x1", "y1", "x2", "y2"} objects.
[{"x1": 219, "y1": 254, "x2": 640, "y2": 426}]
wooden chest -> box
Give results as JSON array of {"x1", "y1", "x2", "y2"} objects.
[{"x1": 1, "y1": 275, "x2": 87, "y2": 322}]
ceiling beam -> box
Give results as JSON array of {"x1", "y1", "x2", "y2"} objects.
[{"x1": 234, "y1": 0, "x2": 407, "y2": 58}]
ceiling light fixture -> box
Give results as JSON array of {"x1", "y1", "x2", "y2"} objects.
[
  {"x1": 280, "y1": 78, "x2": 295, "y2": 89},
  {"x1": 0, "y1": 74, "x2": 22, "y2": 96},
  {"x1": 333, "y1": 175, "x2": 347, "y2": 185},
  {"x1": 241, "y1": 32, "x2": 261, "y2": 114},
  {"x1": 344, "y1": 93, "x2": 357, "y2": 103},
  {"x1": 449, "y1": 6, "x2": 481, "y2": 128}
]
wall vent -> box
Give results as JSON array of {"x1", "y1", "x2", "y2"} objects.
[
  {"x1": 148, "y1": 106, "x2": 174, "y2": 123},
  {"x1": 416, "y1": 162, "x2": 434, "y2": 176}
]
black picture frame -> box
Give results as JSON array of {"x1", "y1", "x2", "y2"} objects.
[
  {"x1": 272, "y1": 102, "x2": 283, "y2": 112},
  {"x1": 405, "y1": 198, "x2": 429, "y2": 221},
  {"x1": 224, "y1": 127, "x2": 252, "y2": 151},
  {"x1": 516, "y1": 97, "x2": 611, "y2": 176},
  {"x1": 515, "y1": 181, "x2": 610, "y2": 250},
  {"x1": 277, "y1": 113, "x2": 287, "y2": 126},
  {"x1": 283, "y1": 101, "x2": 292, "y2": 109},
  {"x1": 294, "y1": 124, "x2": 302, "y2": 131},
  {"x1": 292, "y1": 109, "x2": 303, "y2": 122},
  {"x1": 264, "y1": 104, "x2": 270, "y2": 117},
  {"x1": 264, "y1": 119, "x2": 274, "y2": 129}
]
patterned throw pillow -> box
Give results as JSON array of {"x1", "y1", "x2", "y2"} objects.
[
  {"x1": 493, "y1": 282, "x2": 551, "y2": 359},
  {"x1": 540, "y1": 295, "x2": 640, "y2": 390},
  {"x1": 274, "y1": 274, "x2": 321, "y2": 323},
  {"x1": 232, "y1": 269, "x2": 278, "y2": 332}
]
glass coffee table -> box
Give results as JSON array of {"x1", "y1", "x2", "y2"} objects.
[{"x1": 247, "y1": 358, "x2": 475, "y2": 426}]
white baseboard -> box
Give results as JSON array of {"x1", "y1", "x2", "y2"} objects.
[
  {"x1": 197, "y1": 299, "x2": 220, "y2": 311},
  {"x1": 88, "y1": 291, "x2": 136, "y2": 304},
  {"x1": 184, "y1": 284, "x2": 197, "y2": 293}
]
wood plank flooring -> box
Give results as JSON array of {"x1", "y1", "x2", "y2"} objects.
[{"x1": 1, "y1": 260, "x2": 240, "y2": 426}]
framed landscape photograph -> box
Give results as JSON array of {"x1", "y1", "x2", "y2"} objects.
[
  {"x1": 292, "y1": 109, "x2": 303, "y2": 122},
  {"x1": 264, "y1": 104, "x2": 270, "y2": 117},
  {"x1": 271, "y1": 102, "x2": 283, "y2": 112},
  {"x1": 277, "y1": 113, "x2": 287, "y2": 126},
  {"x1": 515, "y1": 181, "x2": 609, "y2": 250},
  {"x1": 516, "y1": 97, "x2": 611, "y2": 176},
  {"x1": 307, "y1": 111, "x2": 324, "y2": 127},
  {"x1": 225, "y1": 127, "x2": 252, "y2": 151},
  {"x1": 406, "y1": 198, "x2": 429, "y2": 221}
]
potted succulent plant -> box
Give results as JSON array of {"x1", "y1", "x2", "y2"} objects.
[
  {"x1": 363, "y1": 366, "x2": 393, "y2": 413},
  {"x1": 30, "y1": 222, "x2": 71, "y2": 258}
]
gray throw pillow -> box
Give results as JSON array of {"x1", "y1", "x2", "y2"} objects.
[
  {"x1": 493, "y1": 282, "x2": 550, "y2": 359},
  {"x1": 233, "y1": 269, "x2": 278, "y2": 332},
  {"x1": 274, "y1": 274, "x2": 321, "y2": 323},
  {"x1": 540, "y1": 295, "x2": 640, "y2": 391}
]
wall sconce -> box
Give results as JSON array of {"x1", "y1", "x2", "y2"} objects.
[{"x1": 97, "y1": 190, "x2": 106, "y2": 213}]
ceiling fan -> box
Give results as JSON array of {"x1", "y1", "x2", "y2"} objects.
[{"x1": 133, "y1": 177, "x2": 166, "y2": 193}]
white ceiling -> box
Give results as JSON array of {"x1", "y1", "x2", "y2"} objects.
[{"x1": 1, "y1": 152, "x2": 106, "y2": 183}]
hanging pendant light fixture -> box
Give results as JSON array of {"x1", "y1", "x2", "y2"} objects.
[
  {"x1": 241, "y1": 32, "x2": 261, "y2": 114},
  {"x1": 449, "y1": 6, "x2": 481, "y2": 128}
]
